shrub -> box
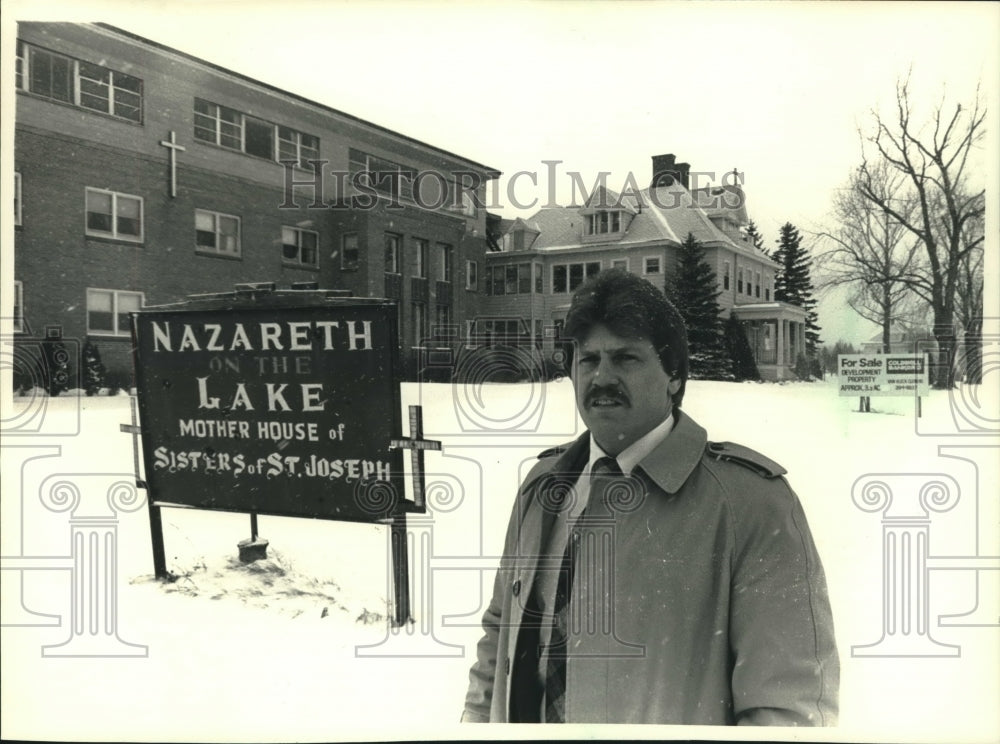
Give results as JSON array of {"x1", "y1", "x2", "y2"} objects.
[
  {"x1": 723, "y1": 314, "x2": 761, "y2": 382},
  {"x1": 104, "y1": 369, "x2": 133, "y2": 395},
  {"x1": 794, "y1": 353, "x2": 817, "y2": 381},
  {"x1": 81, "y1": 341, "x2": 107, "y2": 396}
]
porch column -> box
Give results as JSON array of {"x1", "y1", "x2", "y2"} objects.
[{"x1": 776, "y1": 316, "x2": 784, "y2": 373}]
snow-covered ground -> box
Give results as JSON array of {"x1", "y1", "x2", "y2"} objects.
[{"x1": 2, "y1": 378, "x2": 998, "y2": 743}]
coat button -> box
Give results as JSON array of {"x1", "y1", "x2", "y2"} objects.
[{"x1": 512, "y1": 579, "x2": 521, "y2": 597}]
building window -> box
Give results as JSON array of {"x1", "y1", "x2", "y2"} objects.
[
  {"x1": 487, "y1": 262, "x2": 540, "y2": 296},
  {"x1": 28, "y1": 45, "x2": 72, "y2": 102},
  {"x1": 278, "y1": 126, "x2": 320, "y2": 168},
  {"x1": 765, "y1": 278, "x2": 771, "y2": 301},
  {"x1": 14, "y1": 172, "x2": 22, "y2": 226},
  {"x1": 723, "y1": 261, "x2": 730, "y2": 290},
  {"x1": 518, "y1": 264, "x2": 533, "y2": 294},
  {"x1": 77, "y1": 60, "x2": 142, "y2": 122},
  {"x1": 466, "y1": 260, "x2": 478, "y2": 291},
  {"x1": 281, "y1": 226, "x2": 318, "y2": 267},
  {"x1": 755, "y1": 271, "x2": 761, "y2": 298},
  {"x1": 643, "y1": 256, "x2": 661, "y2": 275},
  {"x1": 738, "y1": 268, "x2": 744, "y2": 294},
  {"x1": 194, "y1": 98, "x2": 243, "y2": 150},
  {"x1": 194, "y1": 98, "x2": 319, "y2": 164},
  {"x1": 504, "y1": 265, "x2": 519, "y2": 295},
  {"x1": 15, "y1": 40, "x2": 25, "y2": 91},
  {"x1": 384, "y1": 233, "x2": 401, "y2": 274},
  {"x1": 412, "y1": 302, "x2": 426, "y2": 346},
  {"x1": 341, "y1": 233, "x2": 359, "y2": 271},
  {"x1": 553, "y1": 261, "x2": 601, "y2": 293},
  {"x1": 435, "y1": 304, "x2": 452, "y2": 336},
  {"x1": 85, "y1": 188, "x2": 143, "y2": 242},
  {"x1": 552, "y1": 266, "x2": 565, "y2": 294},
  {"x1": 244, "y1": 116, "x2": 274, "y2": 159},
  {"x1": 414, "y1": 238, "x2": 429, "y2": 278},
  {"x1": 195, "y1": 209, "x2": 240, "y2": 257},
  {"x1": 477, "y1": 318, "x2": 524, "y2": 343},
  {"x1": 349, "y1": 149, "x2": 416, "y2": 201},
  {"x1": 87, "y1": 288, "x2": 143, "y2": 337},
  {"x1": 13, "y1": 280, "x2": 24, "y2": 333},
  {"x1": 586, "y1": 210, "x2": 621, "y2": 235},
  {"x1": 439, "y1": 243, "x2": 453, "y2": 282},
  {"x1": 611, "y1": 258, "x2": 628, "y2": 271},
  {"x1": 18, "y1": 42, "x2": 144, "y2": 123}
]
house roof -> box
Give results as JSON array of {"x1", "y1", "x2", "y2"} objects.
[
  {"x1": 505, "y1": 180, "x2": 766, "y2": 258},
  {"x1": 691, "y1": 183, "x2": 749, "y2": 221}
]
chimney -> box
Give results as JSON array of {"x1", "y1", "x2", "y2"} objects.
[{"x1": 651, "y1": 153, "x2": 690, "y2": 190}]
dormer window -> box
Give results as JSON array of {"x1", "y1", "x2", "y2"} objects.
[{"x1": 586, "y1": 210, "x2": 621, "y2": 235}]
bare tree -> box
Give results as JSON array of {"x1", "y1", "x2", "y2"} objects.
[
  {"x1": 856, "y1": 75, "x2": 986, "y2": 387},
  {"x1": 954, "y1": 203, "x2": 985, "y2": 383},
  {"x1": 816, "y1": 160, "x2": 923, "y2": 353}
]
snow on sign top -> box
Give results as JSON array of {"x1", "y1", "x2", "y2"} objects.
[{"x1": 130, "y1": 299, "x2": 407, "y2": 523}]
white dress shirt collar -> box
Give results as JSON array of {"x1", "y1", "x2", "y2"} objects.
[{"x1": 587, "y1": 410, "x2": 676, "y2": 476}]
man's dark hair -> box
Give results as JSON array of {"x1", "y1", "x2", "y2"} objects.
[{"x1": 562, "y1": 268, "x2": 689, "y2": 408}]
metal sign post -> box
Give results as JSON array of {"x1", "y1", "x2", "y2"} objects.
[{"x1": 388, "y1": 405, "x2": 442, "y2": 627}]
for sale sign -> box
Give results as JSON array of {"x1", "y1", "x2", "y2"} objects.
[
  {"x1": 837, "y1": 353, "x2": 930, "y2": 397},
  {"x1": 132, "y1": 296, "x2": 406, "y2": 522}
]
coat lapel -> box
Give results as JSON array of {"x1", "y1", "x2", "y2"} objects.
[
  {"x1": 515, "y1": 432, "x2": 590, "y2": 614},
  {"x1": 634, "y1": 410, "x2": 707, "y2": 494}
]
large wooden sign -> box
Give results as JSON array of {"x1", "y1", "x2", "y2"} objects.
[{"x1": 132, "y1": 294, "x2": 407, "y2": 523}]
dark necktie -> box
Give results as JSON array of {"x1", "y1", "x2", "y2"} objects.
[{"x1": 544, "y1": 455, "x2": 623, "y2": 723}]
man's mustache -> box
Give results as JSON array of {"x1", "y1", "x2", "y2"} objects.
[{"x1": 585, "y1": 385, "x2": 629, "y2": 406}]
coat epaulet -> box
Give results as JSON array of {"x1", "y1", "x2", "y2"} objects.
[
  {"x1": 537, "y1": 444, "x2": 568, "y2": 460},
  {"x1": 705, "y1": 441, "x2": 787, "y2": 478}
]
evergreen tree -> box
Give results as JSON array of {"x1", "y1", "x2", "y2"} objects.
[
  {"x1": 723, "y1": 313, "x2": 761, "y2": 381},
  {"x1": 82, "y1": 341, "x2": 106, "y2": 396},
  {"x1": 744, "y1": 220, "x2": 768, "y2": 256},
  {"x1": 668, "y1": 233, "x2": 733, "y2": 380},
  {"x1": 773, "y1": 222, "x2": 822, "y2": 356}
]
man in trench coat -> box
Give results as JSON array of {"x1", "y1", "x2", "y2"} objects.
[{"x1": 462, "y1": 269, "x2": 839, "y2": 725}]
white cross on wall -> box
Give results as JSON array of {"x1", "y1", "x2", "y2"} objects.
[{"x1": 159, "y1": 131, "x2": 186, "y2": 198}]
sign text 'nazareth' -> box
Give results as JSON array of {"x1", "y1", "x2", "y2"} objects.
[{"x1": 149, "y1": 319, "x2": 373, "y2": 353}]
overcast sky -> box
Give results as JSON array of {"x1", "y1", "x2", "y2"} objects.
[{"x1": 4, "y1": 0, "x2": 998, "y2": 345}]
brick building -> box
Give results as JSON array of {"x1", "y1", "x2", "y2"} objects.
[
  {"x1": 481, "y1": 154, "x2": 809, "y2": 380},
  {"x1": 12, "y1": 22, "x2": 498, "y2": 384}
]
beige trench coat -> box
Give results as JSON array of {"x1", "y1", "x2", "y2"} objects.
[{"x1": 462, "y1": 410, "x2": 839, "y2": 725}]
